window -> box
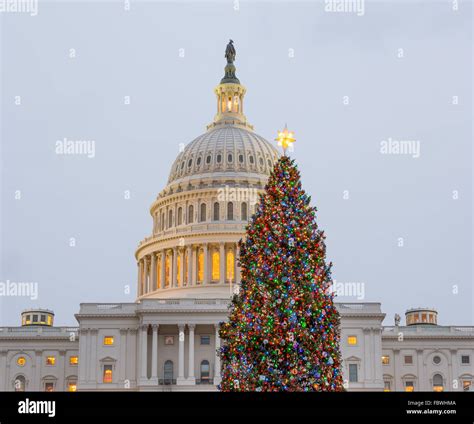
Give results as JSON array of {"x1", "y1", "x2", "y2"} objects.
[
  {"x1": 241, "y1": 202, "x2": 248, "y2": 221},
  {"x1": 382, "y1": 355, "x2": 390, "y2": 365},
  {"x1": 349, "y1": 364, "x2": 358, "y2": 382},
  {"x1": 267, "y1": 159, "x2": 272, "y2": 167},
  {"x1": 404, "y1": 355, "x2": 413, "y2": 365},
  {"x1": 226, "y1": 250, "x2": 235, "y2": 281},
  {"x1": 180, "y1": 161, "x2": 184, "y2": 170},
  {"x1": 17, "y1": 357, "x2": 26, "y2": 367},
  {"x1": 161, "y1": 212, "x2": 165, "y2": 230},
  {"x1": 188, "y1": 158, "x2": 192, "y2": 167},
  {"x1": 168, "y1": 209, "x2": 173, "y2": 227},
  {"x1": 463, "y1": 380, "x2": 472, "y2": 391},
  {"x1": 384, "y1": 381, "x2": 391, "y2": 392},
  {"x1": 46, "y1": 356, "x2": 56, "y2": 366},
  {"x1": 177, "y1": 207, "x2": 182, "y2": 225},
  {"x1": 188, "y1": 205, "x2": 194, "y2": 224},
  {"x1": 216, "y1": 154, "x2": 222, "y2": 163},
  {"x1": 347, "y1": 336, "x2": 357, "y2": 346},
  {"x1": 44, "y1": 382, "x2": 55, "y2": 392},
  {"x1": 212, "y1": 251, "x2": 220, "y2": 281},
  {"x1": 68, "y1": 382, "x2": 77, "y2": 392},
  {"x1": 461, "y1": 355, "x2": 470, "y2": 365},
  {"x1": 165, "y1": 254, "x2": 171, "y2": 287},
  {"x1": 200, "y1": 203, "x2": 206, "y2": 222},
  {"x1": 227, "y1": 202, "x2": 234, "y2": 220},
  {"x1": 249, "y1": 155, "x2": 254, "y2": 164},
  {"x1": 197, "y1": 157, "x2": 202, "y2": 166},
  {"x1": 176, "y1": 254, "x2": 181, "y2": 286},
  {"x1": 103, "y1": 365, "x2": 113, "y2": 383},
  {"x1": 103, "y1": 336, "x2": 114, "y2": 346},
  {"x1": 206, "y1": 155, "x2": 211, "y2": 164},
  {"x1": 227, "y1": 154, "x2": 233, "y2": 163},
  {"x1": 40, "y1": 314, "x2": 46, "y2": 323},
  {"x1": 405, "y1": 381, "x2": 414, "y2": 392},
  {"x1": 164, "y1": 360, "x2": 174, "y2": 384},
  {"x1": 433, "y1": 355, "x2": 441, "y2": 365},
  {"x1": 259, "y1": 157, "x2": 264, "y2": 166},
  {"x1": 198, "y1": 250, "x2": 204, "y2": 283},
  {"x1": 200, "y1": 335, "x2": 211, "y2": 345},
  {"x1": 200, "y1": 360, "x2": 210, "y2": 384},
  {"x1": 164, "y1": 336, "x2": 174, "y2": 345},
  {"x1": 238, "y1": 154, "x2": 244, "y2": 163},
  {"x1": 433, "y1": 374, "x2": 443, "y2": 392},
  {"x1": 32, "y1": 315, "x2": 38, "y2": 323},
  {"x1": 14, "y1": 376, "x2": 26, "y2": 392},
  {"x1": 213, "y1": 202, "x2": 220, "y2": 221},
  {"x1": 70, "y1": 356, "x2": 78, "y2": 365}
]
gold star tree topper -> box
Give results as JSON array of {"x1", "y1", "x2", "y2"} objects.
[{"x1": 275, "y1": 125, "x2": 296, "y2": 155}]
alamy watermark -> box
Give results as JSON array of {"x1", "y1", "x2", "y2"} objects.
[
  {"x1": 0, "y1": 0, "x2": 38, "y2": 16},
  {"x1": 0, "y1": 280, "x2": 38, "y2": 300},
  {"x1": 324, "y1": 0, "x2": 365, "y2": 16},
  {"x1": 55, "y1": 138, "x2": 95, "y2": 158},
  {"x1": 328, "y1": 280, "x2": 365, "y2": 300},
  {"x1": 217, "y1": 185, "x2": 259, "y2": 206},
  {"x1": 380, "y1": 137, "x2": 420, "y2": 159}
]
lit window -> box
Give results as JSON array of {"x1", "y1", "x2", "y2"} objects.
[
  {"x1": 176, "y1": 254, "x2": 181, "y2": 286},
  {"x1": 421, "y1": 313, "x2": 427, "y2": 323},
  {"x1": 200, "y1": 360, "x2": 211, "y2": 383},
  {"x1": 382, "y1": 355, "x2": 390, "y2": 365},
  {"x1": 200, "y1": 335, "x2": 210, "y2": 345},
  {"x1": 349, "y1": 364, "x2": 358, "y2": 382},
  {"x1": 68, "y1": 382, "x2": 77, "y2": 392},
  {"x1": 25, "y1": 315, "x2": 31, "y2": 325},
  {"x1": 103, "y1": 336, "x2": 114, "y2": 346},
  {"x1": 461, "y1": 355, "x2": 470, "y2": 365},
  {"x1": 405, "y1": 381, "x2": 414, "y2": 392},
  {"x1": 404, "y1": 355, "x2": 413, "y2": 365},
  {"x1": 44, "y1": 382, "x2": 55, "y2": 392},
  {"x1": 103, "y1": 365, "x2": 113, "y2": 383},
  {"x1": 46, "y1": 356, "x2": 56, "y2": 366},
  {"x1": 384, "y1": 381, "x2": 391, "y2": 392},
  {"x1": 212, "y1": 251, "x2": 220, "y2": 281},
  {"x1": 46, "y1": 315, "x2": 52, "y2": 326},
  {"x1": 347, "y1": 336, "x2": 357, "y2": 345},
  {"x1": 463, "y1": 380, "x2": 472, "y2": 391},
  {"x1": 433, "y1": 374, "x2": 443, "y2": 392},
  {"x1": 17, "y1": 357, "x2": 26, "y2": 367},
  {"x1": 165, "y1": 254, "x2": 171, "y2": 287},
  {"x1": 198, "y1": 250, "x2": 204, "y2": 283},
  {"x1": 70, "y1": 356, "x2": 78, "y2": 365},
  {"x1": 226, "y1": 250, "x2": 235, "y2": 281}
]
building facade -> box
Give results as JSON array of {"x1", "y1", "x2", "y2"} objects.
[{"x1": 1, "y1": 47, "x2": 473, "y2": 393}]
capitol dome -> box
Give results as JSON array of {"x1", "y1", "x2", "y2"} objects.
[{"x1": 136, "y1": 43, "x2": 279, "y2": 300}]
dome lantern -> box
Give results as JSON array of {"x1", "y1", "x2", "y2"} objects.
[{"x1": 208, "y1": 40, "x2": 253, "y2": 131}]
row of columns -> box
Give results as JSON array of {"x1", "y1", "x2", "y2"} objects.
[
  {"x1": 138, "y1": 324, "x2": 221, "y2": 386},
  {"x1": 137, "y1": 242, "x2": 241, "y2": 296}
]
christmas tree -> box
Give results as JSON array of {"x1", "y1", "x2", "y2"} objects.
[{"x1": 218, "y1": 149, "x2": 344, "y2": 392}]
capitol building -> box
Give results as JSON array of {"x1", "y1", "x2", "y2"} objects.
[{"x1": 0, "y1": 45, "x2": 473, "y2": 393}]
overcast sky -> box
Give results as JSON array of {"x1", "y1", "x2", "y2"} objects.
[{"x1": 0, "y1": 0, "x2": 472, "y2": 326}]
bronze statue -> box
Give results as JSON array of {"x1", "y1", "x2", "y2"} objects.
[{"x1": 225, "y1": 39, "x2": 236, "y2": 64}]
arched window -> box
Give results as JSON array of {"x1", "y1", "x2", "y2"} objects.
[
  {"x1": 227, "y1": 202, "x2": 234, "y2": 220},
  {"x1": 213, "y1": 202, "x2": 220, "y2": 221},
  {"x1": 433, "y1": 374, "x2": 444, "y2": 392},
  {"x1": 212, "y1": 251, "x2": 220, "y2": 281},
  {"x1": 238, "y1": 154, "x2": 244, "y2": 163},
  {"x1": 14, "y1": 375, "x2": 26, "y2": 392},
  {"x1": 227, "y1": 153, "x2": 233, "y2": 163},
  {"x1": 164, "y1": 360, "x2": 174, "y2": 385},
  {"x1": 197, "y1": 156, "x2": 202, "y2": 166},
  {"x1": 200, "y1": 203, "x2": 207, "y2": 222},
  {"x1": 216, "y1": 154, "x2": 222, "y2": 164},
  {"x1": 198, "y1": 250, "x2": 204, "y2": 283},
  {"x1": 188, "y1": 205, "x2": 194, "y2": 224},
  {"x1": 200, "y1": 360, "x2": 210, "y2": 384},
  {"x1": 206, "y1": 155, "x2": 211, "y2": 164},
  {"x1": 249, "y1": 155, "x2": 254, "y2": 164},
  {"x1": 177, "y1": 207, "x2": 182, "y2": 225},
  {"x1": 188, "y1": 158, "x2": 193, "y2": 168},
  {"x1": 241, "y1": 202, "x2": 248, "y2": 221},
  {"x1": 168, "y1": 210, "x2": 173, "y2": 228},
  {"x1": 226, "y1": 250, "x2": 235, "y2": 281},
  {"x1": 161, "y1": 212, "x2": 165, "y2": 231}
]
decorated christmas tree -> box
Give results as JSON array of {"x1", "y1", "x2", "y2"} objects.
[{"x1": 218, "y1": 131, "x2": 344, "y2": 391}]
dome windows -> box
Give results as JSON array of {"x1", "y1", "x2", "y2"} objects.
[
  {"x1": 216, "y1": 154, "x2": 222, "y2": 164},
  {"x1": 249, "y1": 155, "x2": 254, "y2": 164},
  {"x1": 188, "y1": 159, "x2": 193, "y2": 168},
  {"x1": 200, "y1": 203, "x2": 207, "y2": 222},
  {"x1": 267, "y1": 159, "x2": 272, "y2": 167},
  {"x1": 177, "y1": 207, "x2": 183, "y2": 226},
  {"x1": 180, "y1": 162, "x2": 185, "y2": 170},
  {"x1": 206, "y1": 155, "x2": 211, "y2": 165},
  {"x1": 241, "y1": 202, "x2": 248, "y2": 221},
  {"x1": 213, "y1": 202, "x2": 220, "y2": 221},
  {"x1": 188, "y1": 205, "x2": 194, "y2": 224},
  {"x1": 197, "y1": 157, "x2": 202, "y2": 166},
  {"x1": 259, "y1": 157, "x2": 264, "y2": 166},
  {"x1": 227, "y1": 153, "x2": 233, "y2": 163},
  {"x1": 238, "y1": 154, "x2": 244, "y2": 164},
  {"x1": 227, "y1": 202, "x2": 234, "y2": 220}
]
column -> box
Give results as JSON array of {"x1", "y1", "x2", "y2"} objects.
[
  {"x1": 177, "y1": 324, "x2": 186, "y2": 385},
  {"x1": 179, "y1": 249, "x2": 184, "y2": 287},
  {"x1": 203, "y1": 243, "x2": 209, "y2": 285},
  {"x1": 151, "y1": 325, "x2": 159, "y2": 383},
  {"x1": 363, "y1": 328, "x2": 372, "y2": 381},
  {"x1": 89, "y1": 329, "x2": 98, "y2": 383},
  {"x1": 186, "y1": 246, "x2": 192, "y2": 286},
  {"x1": 139, "y1": 325, "x2": 148, "y2": 384},
  {"x1": 191, "y1": 246, "x2": 197, "y2": 286},
  {"x1": 143, "y1": 256, "x2": 149, "y2": 294},
  {"x1": 219, "y1": 242, "x2": 225, "y2": 284},
  {"x1": 151, "y1": 253, "x2": 157, "y2": 292},
  {"x1": 373, "y1": 328, "x2": 383, "y2": 386},
  {"x1": 417, "y1": 349, "x2": 424, "y2": 391},
  {"x1": 137, "y1": 261, "x2": 143, "y2": 296},
  {"x1": 78, "y1": 329, "x2": 88, "y2": 385},
  {"x1": 393, "y1": 349, "x2": 399, "y2": 391},
  {"x1": 172, "y1": 247, "x2": 178, "y2": 288},
  {"x1": 57, "y1": 350, "x2": 66, "y2": 391},
  {"x1": 188, "y1": 324, "x2": 196, "y2": 384},
  {"x1": 160, "y1": 251, "x2": 166, "y2": 289},
  {"x1": 119, "y1": 329, "x2": 127, "y2": 383},
  {"x1": 213, "y1": 324, "x2": 222, "y2": 385},
  {"x1": 0, "y1": 351, "x2": 6, "y2": 391}
]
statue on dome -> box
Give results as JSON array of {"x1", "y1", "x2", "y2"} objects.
[{"x1": 225, "y1": 39, "x2": 236, "y2": 64}]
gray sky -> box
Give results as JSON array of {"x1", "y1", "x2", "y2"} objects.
[{"x1": 0, "y1": 0, "x2": 472, "y2": 326}]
